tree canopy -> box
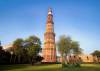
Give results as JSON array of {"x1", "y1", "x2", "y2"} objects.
[
  {"x1": 57, "y1": 35, "x2": 82, "y2": 56},
  {"x1": 8, "y1": 35, "x2": 43, "y2": 65},
  {"x1": 57, "y1": 35, "x2": 82, "y2": 67},
  {"x1": 91, "y1": 50, "x2": 100, "y2": 57}
]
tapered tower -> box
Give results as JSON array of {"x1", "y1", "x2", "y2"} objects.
[{"x1": 42, "y1": 8, "x2": 56, "y2": 62}]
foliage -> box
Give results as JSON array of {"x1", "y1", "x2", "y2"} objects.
[
  {"x1": 0, "y1": 35, "x2": 43, "y2": 65},
  {"x1": 0, "y1": 44, "x2": 11, "y2": 64},
  {"x1": 24, "y1": 36, "x2": 42, "y2": 64},
  {"x1": 91, "y1": 50, "x2": 100, "y2": 63},
  {"x1": 71, "y1": 41, "x2": 82, "y2": 54},
  {"x1": 57, "y1": 35, "x2": 71, "y2": 56},
  {"x1": 57, "y1": 35, "x2": 82, "y2": 67},
  {"x1": 25, "y1": 36, "x2": 41, "y2": 57},
  {"x1": 91, "y1": 50, "x2": 100, "y2": 57}
]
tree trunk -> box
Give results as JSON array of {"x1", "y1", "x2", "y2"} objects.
[
  {"x1": 65, "y1": 54, "x2": 68, "y2": 64},
  {"x1": 62, "y1": 54, "x2": 66, "y2": 67},
  {"x1": 14, "y1": 56, "x2": 16, "y2": 64},
  {"x1": 18, "y1": 55, "x2": 20, "y2": 64},
  {"x1": 10, "y1": 55, "x2": 12, "y2": 63}
]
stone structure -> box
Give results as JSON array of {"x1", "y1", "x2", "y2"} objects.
[
  {"x1": 42, "y1": 8, "x2": 56, "y2": 62},
  {"x1": 57, "y1": 54, "x2": 99, "y2": 63},
  {"x1": 3, "y1": 43, "x2": 13, "y2": 49}
]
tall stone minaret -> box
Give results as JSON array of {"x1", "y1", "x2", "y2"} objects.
[{"x1": 42, "y1": 8, "x2": 56, "y2": 62}]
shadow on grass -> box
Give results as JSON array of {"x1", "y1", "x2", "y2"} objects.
[
  {"x1": 0, "y1": 64, "x2": 29, "y2": 71},
  {"x1": 0, "y1": 64, "x2": 61, "y2": 71}
]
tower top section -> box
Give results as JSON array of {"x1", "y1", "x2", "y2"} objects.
[
  {"x1": 46, "y1": 8, "x2": 53, "y2": 24},
  {"x1": 48, "y1": 8, "x2": 52, "y2": 15}
]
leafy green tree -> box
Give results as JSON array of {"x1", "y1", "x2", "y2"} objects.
[
  {"x1": 13, "y1": 38, "x2": 24, "y2": 63},
  {"x1": 70, "y1": 41, "x2": 82, "y2": 66},
  {"x1": 91, "y1": 50, "x2": 100, "y2": 57},
  {"x1": 11, "y1": 36, "x2": 42, "y2": 64},
  {"x1": 71, "y1": 41, "x2": 82, "y2": 54},
  {"x1": 57, "y1": 35, "x2": 71, "y2": 66},
  {"x1": 57, "y1": 35, "x2": 82, "y2": 67},
  {"x1": 0, "y1": 41, "x2": 11, "y2": 64},
  {"x1": 25, "y1": 36, "x2": 41, "y2": 64},
  {"x1": 91, "y1": 50, "x2": 100, "y2": 63},
  {"x1": 0, "y1": 36, "x2": 42, "y2": 65}
]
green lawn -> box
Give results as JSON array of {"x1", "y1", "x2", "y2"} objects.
[{"x1": 0, "y1": 64, "x2": 100, "y2": 71}]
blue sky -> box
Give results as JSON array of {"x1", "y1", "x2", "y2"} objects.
[{"x1": 0, "y1": 0, "x2": 100, "y2": 54}]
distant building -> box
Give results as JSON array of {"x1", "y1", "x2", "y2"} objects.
[
  {"x1": 57, "y1": 54, "x2": 99, "y2": 63},
  {"x1": 3, "y1": 43, "x2": 13, "y2": 49}
]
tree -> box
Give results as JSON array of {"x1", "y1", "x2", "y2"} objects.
[
  {"x1": 6, "y1": 35, "x2": 43, "y2": 65},
  {"x1": 24, "y1": 36, "x2": 42, "y2": 65},
  {"x1": 71, "y1": 41, "x2": 82, "y2": 54},
  {"x1": 91, "y1": 50, "x2": 100, "y2": 57},
  {"x1": 12, "y1": 38, "x2": 24, "y2": 63},
  {"x1": 91, "y1": 50, "x2": 100, "y2": 63},
  {"x1": 0, "y1": 36, "x2": 43, "y2": 65},
  {"x1": 0, "y1": 41, "x2": 11, "y2": 64},
  {"x1": 0, "y1": 41, "x2": 3, "y2": 51},
  {"x1": 57, "y1": 35, "x2": 82, "y2": 67},
  {"x1": 57, "y1": 35, "x2": 71, "y2": 66},
  {"x1": 70, "y1": 41, "x2": 82, "y2": 66}
]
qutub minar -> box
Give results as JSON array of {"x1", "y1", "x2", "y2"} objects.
[{"x1": 42, "y1": 8, "x2": 56, "y2": 62}]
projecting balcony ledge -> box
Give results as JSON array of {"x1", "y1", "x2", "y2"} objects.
[{"x1": 44, "y1": 32, "x2": 55, "y2": 36}]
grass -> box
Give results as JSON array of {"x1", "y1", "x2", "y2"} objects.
[{"x1": 0, "y1": 64, "x2": 100, "y2": 71}]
